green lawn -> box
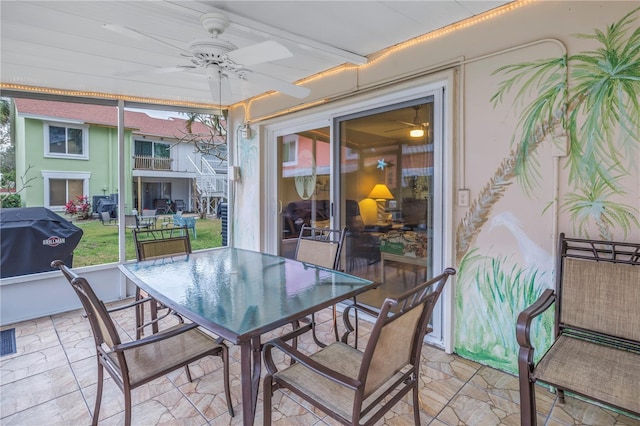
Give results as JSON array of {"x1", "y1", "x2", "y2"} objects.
[{"x1": 70, "y1": 216, "x2": 223, "y2": 267}]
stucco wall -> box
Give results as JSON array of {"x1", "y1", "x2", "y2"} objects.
[{"x1": 228, "y1": 2, "x2": 640, "y2": 372}]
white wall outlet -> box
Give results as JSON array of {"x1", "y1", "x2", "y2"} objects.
[{"x1": 457, "y1": 189, "x2": 470, "y2": 207}]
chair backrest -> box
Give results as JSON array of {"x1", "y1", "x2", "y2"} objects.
[
  {"x1": 358, "y1": 268, "x2": 455, "y2": 398},
  {"x1": 124, "y1": 214, "x2": 138, "y2": 227},
  {"x1": 100, "y1": 211, "x2": 111, "y2": 224},
  {"x1": 141, "y1": 209, "x2": 156, "y2": 218},
  {"x1": 294, "y1": 224, "x2": 346, "y2": 270},
  {"x1": 133, "y1": 227, "x2": 192, "y2": 261},
  {"x1": 174, "y1": 199, "x2": 186, "y2": 211},
  {"x1": 173, "y1": 214, "x2": 195, "y2": 227},
  {"x1": 51, "y1": 260, "x2": 121, "y2": 349},
  {"x1": 558, "y1": 234, "x2": 640, "y2": 341}
]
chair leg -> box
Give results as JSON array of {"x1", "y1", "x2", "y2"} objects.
[
  {"x1": 263, "y1": 375, "x2": 273, "y2": 426},
  {"x1": 518, "y1": 371, "x2": 537, "y2": 426},
  {"x1": 124, "y1": 388, "x2": 132, "y2": 426},
  {"x1": 150, "y1": 300, "x2": 159, "y2": 335},
  {"x1": 92, "y1": 361, "x2": 104, "y2": 426},
  {"x1": 332, "y1": 305, "x2": 339, "y2": 342},
  {"x1": 412, "y1": 383, "x2": 421, "y2": 425}
]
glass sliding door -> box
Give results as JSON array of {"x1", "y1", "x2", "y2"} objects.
[
  {"x1": 336, "y1": 96, "x2": 443, "y2": 340},
  {"x1": 278, "y1": 127, "x2": 331, "y2": 259}
]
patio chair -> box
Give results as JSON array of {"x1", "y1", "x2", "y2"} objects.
[
  {"x1": 132, "y1": 227, "x2": 192, "y2": 339},
  {"x1": 173, "y1": 214, "x2": 197, "y2": 239},
  {"x1": 174, "y1": 199, "x2": 186, "y2": 212},
  {"x1": 124, "y1": 214, "x2": 148, "y2": 230},
  {"x1": 263, "y1": 267, "x2": 455, "y2": 426},
  {"x1": 51, "y1": 260, "x2": 234, "y2": 426},
  {"x1": 139, "y1": 208, "x2": 157, "y2": 228},
  {"x1": 99, "y1": 211, "x2": 116, "y2": 226},
  {"x1": 294, "y1": 224, "x2": 346, "y2": 346},
  {"x1": 155, "y1": 199, "x2": 173, "y2": 214}
]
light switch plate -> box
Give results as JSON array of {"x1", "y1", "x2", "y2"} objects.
[{"x1": 457, "y1": 189, "x2": 470, "y2": 207}]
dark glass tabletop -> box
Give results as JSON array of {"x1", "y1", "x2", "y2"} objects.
[{"x1": 120, "y1": 247, "x2": 374, "y2": 341}]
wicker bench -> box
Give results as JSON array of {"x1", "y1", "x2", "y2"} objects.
[{"x1": 516, "y1": 233, "x2": 640, "y2": 425}]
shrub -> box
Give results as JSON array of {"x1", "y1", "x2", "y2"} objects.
[
  {"x1": 65, "y1": 195, "x2": 92, "y2": 220},
  {"x1": 1, "y1": 193, "x2": 21, "y2": 208}
]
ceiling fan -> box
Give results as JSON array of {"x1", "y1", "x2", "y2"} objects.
[
  {"x1": 385, "y1": 105, "x2": 429, "y2": 138},
  {"x1": 105, "y1": 12, "x2": 310, "y2": 102}
]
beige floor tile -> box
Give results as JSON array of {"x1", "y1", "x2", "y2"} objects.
[
  {"x1": 0, "y1": 344, "x2": 68, "y2": 383},
  {"x1": 418, "y1": 365, "x2": 466, "y2": 417},
  {"x1": 0, "y1": 364, "x2": 79, "y2": 417},
  {"x1": 5, "y1": 308, "x2": 636, "y2": 426},
  {"x1": 0, "y1": 391, "x2": 92, "y2": 426},
  {"x1": 436, "y1": 383, "x2": 521, "y2": 426},
  {"x1": 179, "y1": 369, "x2": 238, "y2": 421},
  {"x1": 549, "y1": 396, "x2": 640, "y2": 426},
  {"x1": 99, "y1": 387, "x2": 209, "y2": 426}
]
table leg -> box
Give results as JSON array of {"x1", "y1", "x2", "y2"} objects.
[{"x1": 240, "y1": 336, "x2": 262, "y2": 425}]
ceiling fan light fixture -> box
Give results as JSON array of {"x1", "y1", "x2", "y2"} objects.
[{"x1": 410, "y1": 127, "x2": 425, "y2": 138}]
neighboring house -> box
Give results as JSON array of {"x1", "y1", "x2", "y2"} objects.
[{"x1": 12, "y1": 99, "x2": 227, "y2": 214}]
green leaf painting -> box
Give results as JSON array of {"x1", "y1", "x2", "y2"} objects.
[{"x1": 455, "y1": 8, "x2": 640, "y2": 372}]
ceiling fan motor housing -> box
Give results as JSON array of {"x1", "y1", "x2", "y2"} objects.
[{"x1": 200, "y1": 13, "x2": 229, "y2": 35}]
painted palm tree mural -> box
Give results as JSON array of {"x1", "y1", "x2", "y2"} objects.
[{"x1": 456, "y1": 8, "x2": 640, "y2": 371}]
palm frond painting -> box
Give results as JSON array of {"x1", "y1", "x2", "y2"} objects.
[
  {"x1": 457, "y1": 7, "x2": 640, "y2": 261},
  {"x1": 455, "y1": 8, "x2": 640, "y2": 371}
]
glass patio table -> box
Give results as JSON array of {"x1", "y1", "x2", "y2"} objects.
[{"x1": 119, "y1": 247, "x2": 376, "y2": 425}]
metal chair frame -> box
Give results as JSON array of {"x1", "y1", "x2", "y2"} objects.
[
  {"x1": 264, "y1": 268, "x2": 455, "y2": 425},
  {"x1": 52, "y1": 260, "x2": 233, "y2": 426}
]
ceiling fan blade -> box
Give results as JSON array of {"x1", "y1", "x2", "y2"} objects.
[
  {"x1": 114, "y1": 65, "x2": 195, "y2": 77},
  {"x1": 395, "y1": 120, "x2": 417, "y2": 127},
  {"x1": 227, "y1": 40, "x2": 293, "y2": 66},
  {"x1": 102, "y1": 23, "x2": 192, "y2": 55},
  {"x1": 247, "y1": 71, "x2": 310, "y2": 99}
]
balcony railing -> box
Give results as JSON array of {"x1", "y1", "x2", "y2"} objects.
[{"x1": 133, "y1": 155, "x2": 173, "y2": 170}]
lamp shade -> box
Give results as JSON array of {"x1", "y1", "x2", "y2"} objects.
[{"x1": 368, "y1": 184, "x2": 394, "y2": 200}]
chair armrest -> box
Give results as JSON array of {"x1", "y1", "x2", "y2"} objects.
[
  {"x1": 341, "y1": 301, "x2": 379, "y2": 343},
  {"x1": 263, "y1": 338, "x2": 361, "y2": 390},
  {"x1": 106, "y1": 296, "x2": 154, "y2": 313},
  {"x1": 516, "y1": 288, "x2": 555, "y2": 350},
  {"x1": 114, "y1": 322, "x2": 199, "y2": 351}
]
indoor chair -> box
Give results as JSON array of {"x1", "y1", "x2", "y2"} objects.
[
  {"x1": 294, "y1": 224, "x2": 346, "y2": 346},
  {"x1": 263, "y1": 267, "x2": 455, "y2": 425},
  {"x1": 51, "y1": 260, "x2": 234, "y2": 426},
  {"x1": 132, "y1": 227, "x2": 191, "y2": 339}
]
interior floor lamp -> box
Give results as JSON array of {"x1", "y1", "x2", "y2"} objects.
[{"x1": 367, "y1": 184, "x2": 394, "y2": 223}]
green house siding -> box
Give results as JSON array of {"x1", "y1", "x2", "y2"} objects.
[{"x1": 16, "y1": 116, "x2": 135, "y2": 212}]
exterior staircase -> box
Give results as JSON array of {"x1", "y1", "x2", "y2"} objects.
[{"x1": 188, "y1": 156, "x2": 227, "y2": 216}]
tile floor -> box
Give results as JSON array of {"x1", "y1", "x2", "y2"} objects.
[{"x1": 1, "y1": 301, "x2": 639, "y2": 426}]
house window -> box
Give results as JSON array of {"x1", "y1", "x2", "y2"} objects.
[
  {"x1": 134, "y1": 140, "x2": 171, "y2": 170},
  {"x1": 42, "y1": 171, "x2": 90, "y2": 210},
  {"x1": 282, "y1": 135, "x2": 298, "y2": 166},
  {"x1": 44, "y1": 123, "x2": 88, "y2": 159}
]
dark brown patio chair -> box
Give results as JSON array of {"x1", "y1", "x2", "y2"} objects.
[
  {"x1": 132, "y1": 227, "x2": 191, "y2": 339},
  {"x1": 51, "y1": 260, "x2": 233, "y2": 426},
  {"x1": 294, "y1": 224, "x2": 346, "y2": 346},
  {"x1": 263, "y1": 267, "x2": 455, "y2": 425}
]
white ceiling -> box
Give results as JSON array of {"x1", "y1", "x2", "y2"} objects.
[{"x1": 1, "y1": 1, "x2": 510, "y2": 107}]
